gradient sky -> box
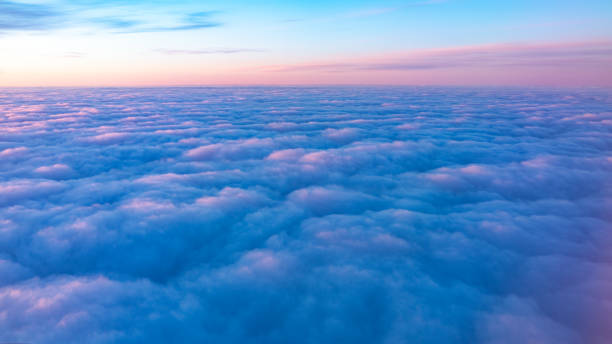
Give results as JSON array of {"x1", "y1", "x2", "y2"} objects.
[{"x1": 1, "y1": 0, "x2": 611, "y2": 86}]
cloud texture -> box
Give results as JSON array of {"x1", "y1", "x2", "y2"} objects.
[{"x1": 0, "y1": 87, "x2": 610, "y2": 343}]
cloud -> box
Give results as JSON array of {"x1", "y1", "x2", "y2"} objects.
[
  {"x1": 34, "y1": 164, "x2": 75, "y2": 180},
  {"x1": 116, "y1": 11, "x2": 222, "y2": 33},
  {"x1": 0, "y1": 180, "x2": 66, "y2": 206},
  {"x1": 84, "y1": 132, "x2": 129, "y2": 144},
  {"x1": 268, "y1": 41, "x2": 612, "y2": 72},
  {"x1": 185, "y1": 138, "x2": 275, "y2": 161},
  {"x1": 322, "y1": 127, "x2": 360, "y2": 144},
  {"x1": 62, "y1": 51, "x2": 87, "y2": 58},
  {"x1": 0, "y1": 146, "x2": 28, "y2": 158},
  {"x1": 155, "y1": 48, "x2": 264, "y2": 55},
  {"x1": 0, "y1": 1, "x2": 59, "y2": 31},
  {"x1": 0, "y1": 2, "x2": 221, "y2": 34},
  {"x1": 288, "y1": 185, "x2": 384, "y2": 216},
  {"x1": 260, "y1": 41, "x2": 612, "y2": 86},
  {"x1": 0, "y1": 87, "x2": 610, "y2": 343}
]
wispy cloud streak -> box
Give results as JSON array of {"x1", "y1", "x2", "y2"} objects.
[
  {"x1": 266, "y1": 41, "x2": 612, "y2": 72},
  {"x1": 117, "y1": 11, "x2": 222, "y2": 33},
  {"x1": 0, "y1": 0, "x2": 59, "y2": 31},
  {"x1": 155, "y1": 48, "x2": 264, "y2": 55},
  {"x1": 0, "y1": 3, "x2": 221, "y2": 33}
]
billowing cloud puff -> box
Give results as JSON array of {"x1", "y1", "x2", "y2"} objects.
[
  {"x1": 34, "y1": 164, "x2": 75, "y2": 179},
  {"x1": 288, "y1": 185, "x2": 384, "y2": 216},
  {"x1": 322, "y1": 127, "x2": 360, "y2": 144},
  {"x1": 0, "y1": 146, "x2": 28, "y2": 158},
  {"x1": 186, "y1": 138, "x2": 275, "y2": 161},
  {"x1": 0, "y1": 87, "x2": 610, "y2": 344},
  {"x1": 85, "y1": 132, "x2": 130, "y2": 145}
]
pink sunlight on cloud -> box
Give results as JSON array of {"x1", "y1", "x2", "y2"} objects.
[{"x1": 257, "y1": 41, "x2": 612, "y2": 86}]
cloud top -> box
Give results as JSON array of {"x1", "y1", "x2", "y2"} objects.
[{"x1": 0, "y1": 87, "x2": 610, "y2": 343}]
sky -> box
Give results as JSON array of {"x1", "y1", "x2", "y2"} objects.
[{"x1": 0, "y1": 0, "x2": 611, "y2": 86}]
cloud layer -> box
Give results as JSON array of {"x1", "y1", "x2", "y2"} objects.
[{"x1": 0, "y1": 87, "x2": 610, "y2": 343}]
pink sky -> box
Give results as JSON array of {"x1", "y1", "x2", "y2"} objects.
[{"x1": 1, "y1": 41, "x2": 611, "y2": 87}]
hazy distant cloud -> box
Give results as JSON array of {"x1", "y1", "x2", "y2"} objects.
[
  {"x1": 155, "y1": 48, "x2": 264, "y2": 55},
  {"x1": 258, "y1": 40, "x2": 612, "y2": 86},
  {"x1": 62, "y1": 51, "x2": 86, "y2": 58},
  {"x1": 266, "y1": 41, "x2": 612, "y2": 73}
]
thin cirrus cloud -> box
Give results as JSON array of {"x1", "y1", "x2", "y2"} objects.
[
  {"x1": 267, "y1": 41, "x2": 612, "y2": 72},
  {"x1": 155, "y1": 48, "x2": 265, "y2": 55},
  {"x1": 113, "y1": 11, "x2": 222, "y2": 33},
  {"x1": 0, "y1": 1, "x2": 59, "y2": 31},
  {"x1": 0, "y1": 1, "x2": 221, "y2": 33},
  {"x1": 259, "y1": 40, "x2": 612, "y2": 86}
]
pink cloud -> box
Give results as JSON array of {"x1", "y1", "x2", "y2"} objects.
[
  {"x1": 261, "y1": 40, "x2": 612, "y2": 86},
  {"x1": 185, "y1": 138, "x2": 275, "y2": 161},
  {"x1": 266, "y1": 148, "x2": 306, "y2": 162},
  {"x1": 0, "y1": 147, "x2": 28, "y2": 158},
  {"x1": 196, "y1": 187, "x2": 270, "y2": 211},
  {"x1": 34, "y1": 164, "x2": 75, "y2": 180},
  {"x1": 85, "y1": 132, "x2": 129, "y2": 145},
  {"x1": 322, "y1": 128, "x2": 360, "y2": 143}
]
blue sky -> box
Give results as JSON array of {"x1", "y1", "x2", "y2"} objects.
[{"x1": 0, "y1": 0, "x2": 611, "y2": 85}]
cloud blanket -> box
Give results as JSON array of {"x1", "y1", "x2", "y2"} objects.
[{"x1": 0, "y1": 87, "x2": 610, "y2": 343}]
